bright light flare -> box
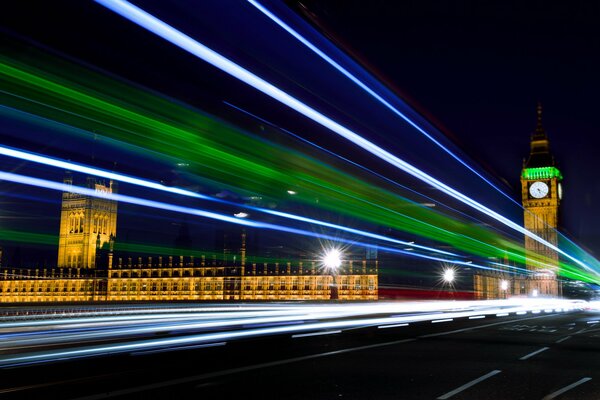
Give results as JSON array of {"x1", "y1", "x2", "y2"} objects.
[
  {"x1": 442, "y1": 268, "x2": 455, "y2": 283},
  {"x1": 322, "y1": 248, "x2": 342, "y2": 270}
]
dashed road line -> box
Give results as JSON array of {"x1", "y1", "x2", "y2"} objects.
[
  {"x1": 292, "y1": 330, "x2": 341, "y2": 338},
  {"x1": 541, "y1": 377, "x2": 592, "y2": 400},
  {"x1": 420, "y1": 313, "x2": 557, "y2": 338},
  {"x1": 555, "y1": 336, "x2": 571, "y2": 344},
  {"x1": 519, "y1": 347, "x2": 549, "y2": 360},
  {"x1": 436, "y1": 370, "x2": 502, "y2": 399}
]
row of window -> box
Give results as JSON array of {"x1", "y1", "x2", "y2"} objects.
[
  {"x1": 67, "y1": 212, "x2": 112, "y2": 234},
  {"x1": 68, "y1": 212, "x2": 85, "y2": 233},
  {"x1": 109, "y1": 282, "x2": 222, "y2": 292},
  {"x1": 1, "y1": 285, "x2": 93, "y2": 293},
  {"x1": 66, "y1": 254, "x2": 83, "y2": 268}
]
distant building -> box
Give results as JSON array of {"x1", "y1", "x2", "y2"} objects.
[
  {"x1": 57, "y1": 174, "x2": 117, "y2": 269},
  {"x1": 519, "y1": 103, "x2": 561, "y2": 296},
  {"x1": 0, "y1": 174, "x2": 377, "y2": 302},
  {"x1": 475, "y1": 103, "x2": 561, "y2": 298}
]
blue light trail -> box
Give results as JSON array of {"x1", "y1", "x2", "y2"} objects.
[
  {"x1": 1, "y1": 170, "x2": 515, "y2": 271},
  {"x1": 0, "y1": 144, "x2": 455, "y2": 256},
  {"x1": 94, "y1": 0, "x2": 600, "y2": 277},
  {"x1": 247, "y1": 0, "x2": 520, "y2": 206}
]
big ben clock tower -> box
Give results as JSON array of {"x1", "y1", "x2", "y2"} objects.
[{"x1": 520, "y1": 103, "x2": 561, "y2": 296}]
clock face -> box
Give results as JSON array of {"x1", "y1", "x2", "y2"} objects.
[{"x1": 529, "y1": 181, "x2": 549, "y2": 199}]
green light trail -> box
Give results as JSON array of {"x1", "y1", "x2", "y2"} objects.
[{"x1": 0, "y1": 52, "x2": 598, "y2": 284}]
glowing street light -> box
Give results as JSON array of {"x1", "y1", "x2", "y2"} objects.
[
  {"x1": 500, "y1": 279, "x2": 509, "y2": 299},
  {"x1": 442, "y1": 268, "x2": 455, "y2": 283},
  {"x1": 322, "y1": 248, "x2": 342, "y2": 271},
  {"x1": 322, "y1": 248, "x2": 342, "y2": 300}
]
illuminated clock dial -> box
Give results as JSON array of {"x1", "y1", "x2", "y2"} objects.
[{"x1": 529, "y1": 181, "x2": 549, "y2": 199}]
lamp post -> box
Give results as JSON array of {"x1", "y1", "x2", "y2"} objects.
[
  {"x1": 441, "y1": 267, "x2": 456, "y2": 298},
  {"x1": 322, "y1": 248, "x2": 342, "y2": 300},
  {"x1": 500, "y1": 279, "x2": 509, "y2": 299},
  {"x1": 442, "y1": 268, "x2": 455, "y2": 284}
]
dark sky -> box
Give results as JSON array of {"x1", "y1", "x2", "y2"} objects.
[{"x1": 2, "y1": 0, "x2": 600, "y2": 262}]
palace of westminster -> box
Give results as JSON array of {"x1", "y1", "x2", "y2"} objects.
[
  {"x1": 0, "y1": 177, "x2": 379, "y2": 302},
  {"x1": 0, "y1": 105, "x2": 564, "y2": 302}
]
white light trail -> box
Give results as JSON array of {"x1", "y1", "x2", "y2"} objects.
[
  {"x1": 248, "y1": 0, "x2": 517, "y2": 204},
  {"x1": 94, "y1": 0, "x2": 599, "y2": 277},
  {"x1": 0, "y1": 144, "x2": 454, "y2": 257},
  {"x1": 0, "y1": 170, "x2": 481, "y2": 266},
  {"x1": 0, "y1": 299, "x2": 583, "y2": 367}
]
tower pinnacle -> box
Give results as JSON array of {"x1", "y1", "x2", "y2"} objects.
[
  {"x1": 525, "y1": 102, "x2": 553, "y2": 168},
  {"x1": 536, "y1": 101, "x2": 544, "y2": 133}
]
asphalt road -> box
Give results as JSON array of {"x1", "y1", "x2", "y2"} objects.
[{"x1": 1, "y1": 305, "x2": 599, "y2": 400}]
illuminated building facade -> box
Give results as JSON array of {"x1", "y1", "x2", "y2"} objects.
[
  {"x1": 0, "y1": 260, "x2": 377, "y2": 302},
  {"x1": 0, "y1": 176, "x2": 378, "y2": 302},
  {"x1": 475, "y1": 104, "x2": 561, "y2": 298},
  {"x1": 57, "y1": 175, "x2": 118, "y2": 269},
  {"x1": 519, "y1": 103, "x2": 561, "y2": 296}
]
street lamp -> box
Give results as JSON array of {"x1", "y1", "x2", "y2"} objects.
[
  {"x1": 442, "y1": 268, "x2": 455, "y2": 283},
  {"x1": 500, "y1": 280, "x2": 509, "y2": 299},
  {"x1": 322, "y1": 248, "x2": 342, "y2": 300},
  {"x1": 322, "y1": 248, "x2": 342, "y2": 271}
]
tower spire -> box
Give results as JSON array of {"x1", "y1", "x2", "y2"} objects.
[
  {"x1": 536, "y1": 101, "x2": 544, "y2": 133},
  {"x1": 525, "y1": 102, "x2": 553, "y2": 167}
]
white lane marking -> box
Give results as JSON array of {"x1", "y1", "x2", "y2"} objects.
[
  {"x1": 432, "y1": 319, "x2": 453, "y2": 324},
  {"x1": 131, "y1": 341, "x2": 226, "y2": 356},
  {"x1": 542, "y1": 377, "x2": 592, "y2": 400},
  {"x1": 516, "y1": 311, "x2": 527, "y2": 315},
  {"x1": 496, "y1": 313, "x2": 509, "y2": 317},
  {"x1": 420, "y1": 313, "x2": 557, "y2": 338},
  {"x1": 469, "y1": 315, "x2": 485, "y2": 320},
  {"x1": 73, "y1": 338, "x2": 417, "y2": 399},
  {"x1": 377, "y1": 323, "x2": 409, "y2": 329},
  {"x1": 292, "y1": 330, "x2": 341, "y2": 338},
  {"x1": 436, "y1": 370, "x2": 502, "y2": 399},
  {"x1": 555, "y1": 336, "x2": 572, "y2": 344},
  {"x1": 519, "y1": 346, "x2": 549, "y2": 360},
  {"x1": 586, "y1": 320, "x2": 599, "y2": 324}
]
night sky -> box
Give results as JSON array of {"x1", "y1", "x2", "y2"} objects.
[{"x1": 1, "y1": 0, "x2": 600, "y2": 270}]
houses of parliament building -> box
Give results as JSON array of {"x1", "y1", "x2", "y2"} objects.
[{"x1": 0, "y1": 175, "x2": 378, "y2": 302}]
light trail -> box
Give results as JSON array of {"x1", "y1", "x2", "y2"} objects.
[
  {"x1": 248, "y1": 0, "x2": 519, "y2": 205},
  {"x1": 0, "y1": 144, "x2": 455, "y2": 257},
  {"x1": 0, "y1": 65, "x2": 577, "y2": 274},
  {"x1": 224, "y1": 100, "x2": 492, "y2": 229},
  {"x1": 94, "y1": 0, "x2": 600, "y2": 278},
  {"x1": 0, "y1": 299, "x2": 584, "y2": 367},
  {"x1": 0, "y1": 170, "x2": 512, "y2": 270}
]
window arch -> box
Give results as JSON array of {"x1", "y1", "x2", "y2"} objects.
[
  {"x1": 78, "y1": 212, "x2": 84, "y2": 233},
  {"x1": 69, "y1": 212, "x2": 75, "y2": 233}
]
